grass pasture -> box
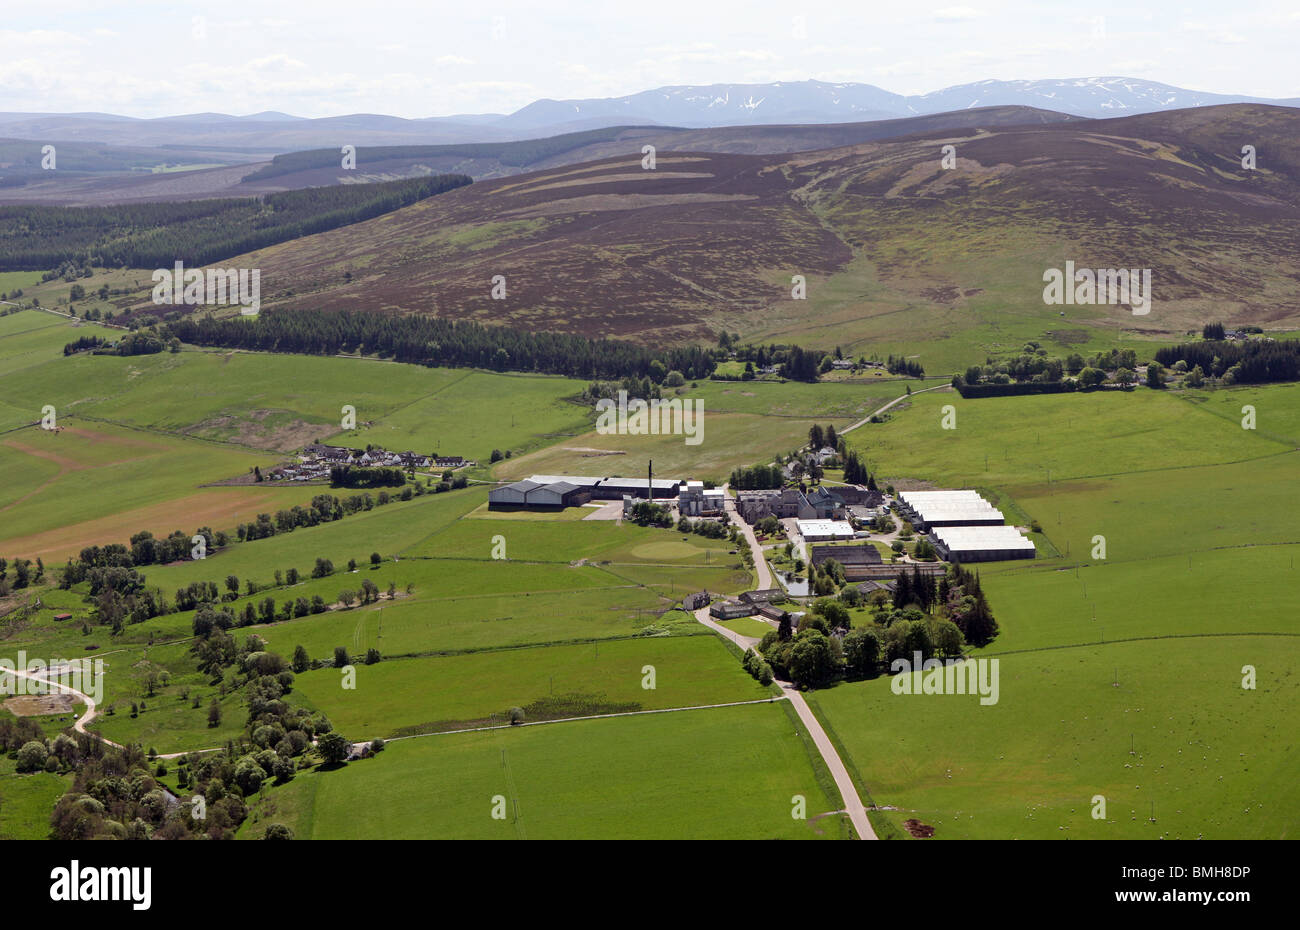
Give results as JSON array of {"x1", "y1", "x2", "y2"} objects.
[
  {"x1": 240, "y1": 701, "x2": 848, "y2": 840},
  {"x1": 810, "y1": 635, "x2": 1298, "y2": 840},
  {"x1": 286, "y1": 633, "x2": 770, "y2": 738},
  {"x1": 0, "y1": 758, "x2": 67, "y2": 840},
  {"x1": 818, "y1": 379, "x2": 1300, "y2": 839}
]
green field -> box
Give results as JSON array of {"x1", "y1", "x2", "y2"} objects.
[
  {"x1": 817, "y1": 380, "x2": 1300, "y2": 838},
  {"x1": 239, "y1": 701, "x2": 849, "y2": 840},
  {"x1": 810, "y1": 635, "x2": 1298, "y2": 839},
  {"x1": 0, "y1": 757, "x2": 68, "y2": 840},
  {"x1": 287, "y1": 633, "x2": 771, "y2": 738}
]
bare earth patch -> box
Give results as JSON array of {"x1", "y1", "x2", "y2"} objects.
[
  {"x1": 904, "y1": 818, "x2": 936, "y2": 838},
  {"x1": 4, "y1": 694, "x2": 75, "y2": 716}
]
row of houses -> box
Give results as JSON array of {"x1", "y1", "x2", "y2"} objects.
[
  {"x1": 268, "y1": 444, "x2": 468, "y2": 483},
  {"x1": 302, "y1": 443, "x2": 468, "y2": 470}
]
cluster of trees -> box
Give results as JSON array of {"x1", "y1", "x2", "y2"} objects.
[
  {"x1": 236, "y1": 490, "x2": 416, "y2": 542},
  {"x1": 779, "y1": 345, "x2": 825, "y2": 382},
  {"x1": 626, "y1": 501, "x2": 674, "y2": 527},
  {"x1": 728, "y1": 463, "x2": 784, "y2": 490},
  {"x1": 62, "y1": 331, "x2": 175, "y2": 356},
  {"x1": 328, "y1": 465, "x2": 406, "y2": 489},
  {"x1": 750, "y1": 562, "x2": 998, "y2": 689},
  {"x1": 0, "y1": 556, "x2": 41, "y2": 595},
  {"x1": 807, "y1": 423, "x2": 838, "y2": 449},
  {"x1": 0, "y1": 176, "x2": 470, "y2": 271},
  {"x1": 166, "y1": 309, "x2": 721, "y2": 383},
  {"x1": 840, "y1": 449, "x2": 876, "y2": 487},
  {"x1": 47, "y1": 635, "x2": 340, "y2": 839},
  {"x1": 63, "y1": 335, "x2": 109, "y2": 355},
  {"x1": 756, "y1": 600, "x2": 852, "y2": 688},
  {"x1": 675, "y1": 515, "x2": 732, "y2": 540},
  {"x1": 61, "y1": 527, "x2": 222, "y2": 579},
  {"x1": 1154, "y1": 337, "x2": 1300, "y2": 385},
  {"x1": 740, "y1": 648, "x2": 774, "y2": 686},
  {"x1": 580, "y1": 376, "x2": 664, "y2": 403},
  {"x1": 955, "y1": 345, "x2": 1147, "y2": 397},
  {"x1": 885, "y1": 354, "x2": 925, "y2": 378}
]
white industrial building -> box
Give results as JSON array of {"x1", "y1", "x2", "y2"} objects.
[
  {"x1": 678, "y1": 481, "x2": 726, "y2": 516},
  {"x1": 895, "y1": 489, "x2": 1004, "y2": 530},
  {"x1": 796, "y1": 519, "x2": 856, "y2": 542},
  {"x1": 930, "y1": 525, "x2": 1036, "y2": 562}
]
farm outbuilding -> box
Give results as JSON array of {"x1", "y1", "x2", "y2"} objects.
[
  {"x1": 709, "y1": 600, "x2": 756, "y2": 620},
  {"x1": 930, "y1": 525, "x2": 1036, "y2": 562}
]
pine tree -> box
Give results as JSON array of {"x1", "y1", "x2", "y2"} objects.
[{"x1": 893, "y1": 570, "x2": 913, "y2": 608}]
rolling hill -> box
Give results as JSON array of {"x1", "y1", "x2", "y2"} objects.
[
  {"x1": 0, "y1": 107, "x2": 1074, "y2": 206},
  {"x1": 125, "y1": 104, "x2": 1300, "y2": 374}
]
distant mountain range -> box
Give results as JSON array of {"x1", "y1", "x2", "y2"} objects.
[
  {"x1": 1, "y1": 78, "x2": 1295, "y2": 149},
  {"x1": 500, "y1": 77, "x2": 1300, "y2": 129}
]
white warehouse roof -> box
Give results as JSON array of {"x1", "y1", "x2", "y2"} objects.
[
  {"x1": 796, "y1": 519, "x2": 856, "y2": 539},
  {"x1": 931, "y1": 525, "x2": 1035, "y2": 554},
  {"x1": 897, "y1": 489, "x2": 1003, "y2": 524}
]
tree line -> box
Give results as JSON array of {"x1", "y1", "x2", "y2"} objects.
[
  {"x1": 1154, "y1": 337, "x2": 1300, "y2": 385},
  {"x1": 0, "y1": 175, "x2": 470, "y2": 271},
  {"x1": 165, "y1": 308, "x2": 721, "y2": 382}
]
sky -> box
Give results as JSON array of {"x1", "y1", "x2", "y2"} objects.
[{"x1": 1, "y1": 0, "x2": 1297, "y2": 118}]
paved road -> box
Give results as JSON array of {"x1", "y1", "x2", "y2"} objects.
[
  {"x1": 841, "y1": 382, "x2": 950, "y2": 435},
  {"x1": 697, "y1": 510, "x2": 880, "y2": 841},
  {"x1": 722, "y1": 494, "x2": 773, "y2": 590},
  {"x1": 782, "y1": 685, "x2": 877, "y2": 840}
]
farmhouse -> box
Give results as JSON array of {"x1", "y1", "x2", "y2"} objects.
[
  {"x1": 930, "y1": 525, "x2": 1036, "y2": 562},
  {"x1": 682, "y1": 591, "x2": 712, "y2": 610}
]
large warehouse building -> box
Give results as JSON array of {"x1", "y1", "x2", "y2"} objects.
[
  {"x1": 489, "y1": 474, "x2": 683, "y2": 510},
  {"x1": 895, "y1": 489, "x2": 1004, "y2": 530},
  {"x1": 930, "y1": 525, "x2": 1036, "y2": 562}
]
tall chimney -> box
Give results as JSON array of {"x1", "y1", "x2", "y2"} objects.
[{"x1": 648, "y1": 459, "x2": 653, "y2": 501}]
